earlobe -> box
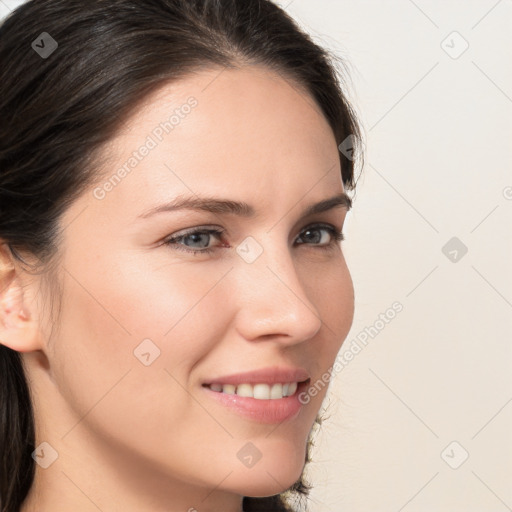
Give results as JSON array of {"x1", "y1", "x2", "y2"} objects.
[{"x1": 0, "y1": 244, "x2": 42, "y2": 353}]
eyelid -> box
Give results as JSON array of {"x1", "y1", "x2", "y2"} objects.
[
  {"x1": 163, "y1": 225, "x2": 226, "y2": 243},
  {"x1": 167, "y1": 216, "x2": 344, "y2": 238}
]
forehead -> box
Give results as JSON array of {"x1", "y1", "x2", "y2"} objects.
[
  {"x1": 87, "y1": 65, "x2": 344, "y2": 219},
  {"x1": 109, "y1": 64, "x2": 337, "y2": 161}
]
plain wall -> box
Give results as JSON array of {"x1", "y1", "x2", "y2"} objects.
[{"x1": 2, "y1": 1, "x2": 511, "y2": 511}]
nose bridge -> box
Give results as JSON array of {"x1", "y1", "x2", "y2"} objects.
[{"x1": 233, "y1": 232, "x2": 323, "y2": 343}]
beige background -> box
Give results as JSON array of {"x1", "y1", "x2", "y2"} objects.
[{"x1": 2, "y1": 1, "x2": 511, "y2": 511}]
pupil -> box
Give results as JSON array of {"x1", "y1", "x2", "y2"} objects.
[
  {"x1": 187, "y1": 233, "x2": 208, "y2": 247},
  {"x1": 304, "y1": 229, "x2": 320, "y2": 243}
]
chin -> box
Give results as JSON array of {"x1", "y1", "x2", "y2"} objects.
[{"x1": 231, "y1": 458, "x2": 306, "y2": 498}]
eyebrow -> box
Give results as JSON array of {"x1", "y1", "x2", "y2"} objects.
[{"x1": 138, "y1": 192, "x2": 352, "y2": 219}]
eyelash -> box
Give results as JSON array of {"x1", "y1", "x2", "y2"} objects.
[{"x1": 162, "y1": 223, "x2": 345, "y2": 256}]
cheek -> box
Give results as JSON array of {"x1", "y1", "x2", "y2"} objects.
[
  {"x1": 51, "y1": 252, "x2": 229, "y2": 407},
  {"x1": 301, "y1": 257, "x2": 354, "y2": 391},
  {"x1": 307, "y1": 256, "x2": 354, "y2": 337}
]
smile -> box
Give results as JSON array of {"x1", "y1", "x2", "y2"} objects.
[{"x1": 204, "y1": 381, "x2": 302, "y2": 399}]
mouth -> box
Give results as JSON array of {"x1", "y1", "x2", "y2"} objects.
[
  {"x1": 201, "y1": 378, "x2": 311, "y2": 424},
  {"x1": 202, "y1": 378, "x2": 311, "y2": 400}
]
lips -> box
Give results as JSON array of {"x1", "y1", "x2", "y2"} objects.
[
  {"x1": 202, "y1": 379, "x2": 310, "y2": 423},
  {"x1": 202, "y1": 366, "x2": 310, "y2": 387}
]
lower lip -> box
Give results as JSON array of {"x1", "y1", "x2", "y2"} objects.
[{"x1": 202, "y1": 380, "x2": 310, "y2": 424}]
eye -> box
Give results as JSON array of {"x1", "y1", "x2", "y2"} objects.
[
  {"x1": 162, "y1": 223, "x2": 345, "y2": 255},
  {"x1": 296, "y1": 224, "x2": 345, "y2": 248},
  {"x1": 163, "y1": 227, "x2": 225, "y2": 256}
]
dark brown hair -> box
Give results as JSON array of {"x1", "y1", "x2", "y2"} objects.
[{"x1": 0, "y1": 1, "x2": 363, "y2": 511}]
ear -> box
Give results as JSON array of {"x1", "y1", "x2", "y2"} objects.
[{"x1": 0, "y1": 242, "x2": 43, "y2": 353}]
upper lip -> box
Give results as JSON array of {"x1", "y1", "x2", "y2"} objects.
[{"x1": 202, "y1": 366, "x2": 311, "y2": 386}]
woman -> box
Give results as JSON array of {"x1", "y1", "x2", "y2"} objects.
[{"x1": 0, "y1": 1, "x2": 363, "y2": 511}]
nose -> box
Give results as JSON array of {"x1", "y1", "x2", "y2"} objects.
[{"x1": 232, "y1": 237, "x2": 323, "y2": 345}]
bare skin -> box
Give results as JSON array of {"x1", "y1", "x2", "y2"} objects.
[{"x1": 0, "y1": 64, "x2": 354, "y2": 512}]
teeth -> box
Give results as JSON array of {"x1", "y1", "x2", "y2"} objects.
[
  {"x1": 221, "y1": 384, "x2": 235, "y2": 394},
  {"x1": 270, "y1": 383, "x2": 283, "y2": 399},
  {"x1": 287, "y1": 381, "x2": 298, "y2": 395},
  {"x1": 208, "y1": 382, "x2": 299, "y2": 399},
  {"x1": 236, "y1": 383, "x2": 253, "y2": 397}
]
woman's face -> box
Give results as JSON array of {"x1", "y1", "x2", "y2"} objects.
[{"x1": 24, "y1": 65, "x2": 354, "y2": 509}]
